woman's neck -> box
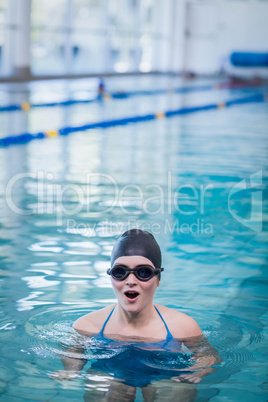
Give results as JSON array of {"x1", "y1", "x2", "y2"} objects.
[{"x1": 115, "y1": 303, "x2": 156, "y2": 330}]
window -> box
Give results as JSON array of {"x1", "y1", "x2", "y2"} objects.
[
  {"x1": 0, "y1": 0, "x2": 174, "y2": 78},
  {"x1": 31, "y1": 0, "x2": 68, "y2": 74}
]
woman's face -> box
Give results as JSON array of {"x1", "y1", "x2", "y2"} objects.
[{"x1": 110, "y1": 255, "x2": 160, "y2": 313}]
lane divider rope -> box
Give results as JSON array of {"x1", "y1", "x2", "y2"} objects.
[
  {"x1": 0, "y1": 78, "x2": 265, "y2": 113},
  {"x1": 0, "y1": 93, "x2": 265, "y2": 148}
]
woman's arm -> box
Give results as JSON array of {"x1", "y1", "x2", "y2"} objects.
[
  {"x1": 173, "y1": 335, "x2": 221, "y2": 384},
  {"x1": 51, "y1": 344, "x2": 87, "y2": 381},
  {"x1": 61, "y1": 346, "x2": 87, "y2": 371}
]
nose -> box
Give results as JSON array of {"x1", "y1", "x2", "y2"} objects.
[{"x1": 126, "y1": 272, "x2": 138, "y2": 286}]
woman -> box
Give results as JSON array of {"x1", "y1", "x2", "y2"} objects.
[
  {"x1": 73, "y1": 229, "x2": 202, "y2": 341},
  {"x1": 55, "y1": 229, "x2": 219, "y2": 400}
]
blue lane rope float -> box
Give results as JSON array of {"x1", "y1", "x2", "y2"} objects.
[
  {"x1": 230, "y1": 52, "x2": 268, "y2": 67},
  {"x1": 0, "y1": 79, "x2": 265, "y2": 113},
  {"x1": 0, "y1": 85, "x2": 212, "y2": 112},
  {"x1": 0, "y1": 93, "x2": 265, "y2": 148}
]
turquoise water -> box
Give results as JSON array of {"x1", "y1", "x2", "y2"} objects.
[{"x1": 0, "y1": 76, "x2": 267, "y2": 401}]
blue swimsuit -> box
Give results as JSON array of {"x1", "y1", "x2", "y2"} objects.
[{"x1": 90, "y1": 305, "x2": 192, "y2": 387}]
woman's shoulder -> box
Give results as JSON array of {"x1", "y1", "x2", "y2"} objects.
[
  {"x1": 73, "y1": 304, "x2": 115, "y2": 336},
  {"x1": 155, "y1": 304, "x2": 202, "y2": 339}
]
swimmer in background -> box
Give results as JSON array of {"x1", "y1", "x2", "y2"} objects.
[
  {"x1": 53, "y1": 229, "x2": 220, "y2": 400},
  {"x1": 97, "y1": 79, "x2": 105, "y2": 98}
]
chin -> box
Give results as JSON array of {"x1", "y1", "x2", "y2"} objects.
[{"x1": 121, "y1": 300, "x2": 140, "y2": 312}]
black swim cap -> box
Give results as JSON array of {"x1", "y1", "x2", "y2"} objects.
[{"x1": 111, "y1": 229, "x2": 162, "y2": 268}]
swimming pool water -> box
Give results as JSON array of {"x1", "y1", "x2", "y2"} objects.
[{"x1": 0, "y1": 76, "x2": 267, "y2": 401}]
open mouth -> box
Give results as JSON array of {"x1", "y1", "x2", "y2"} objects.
[{"x1": 124, "y1": 291, "x2": 139, "y2": 300}]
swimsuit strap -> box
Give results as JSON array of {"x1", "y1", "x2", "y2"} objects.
[
  {"x1": 99, "y1": 305, "x2": 173, "y2": 341},
  {"x1": 99, "y1": 306, "x2": 115, "y2": 337},
  {"x1": 154, "y1": 305, "x2": 173, "y2": 341}
]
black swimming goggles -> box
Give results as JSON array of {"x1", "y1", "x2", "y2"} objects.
[{"x1": 107, "y1": 265, "x2": 164, "y2": 281}]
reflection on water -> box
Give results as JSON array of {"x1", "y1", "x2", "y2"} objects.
[{"x1": 0, "y1": 76, "x2": 267, "y2": 401}]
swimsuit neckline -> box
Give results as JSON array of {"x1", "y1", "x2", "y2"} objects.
[{"x1": 98, "y1": 304, "x2": 173, "y2": 342}]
